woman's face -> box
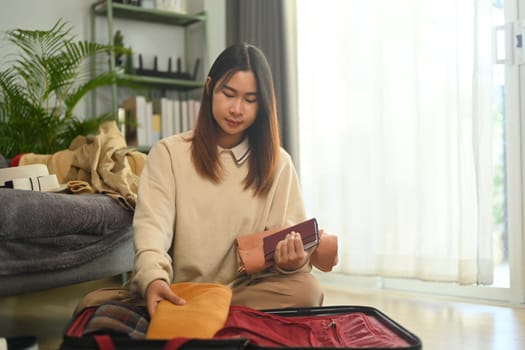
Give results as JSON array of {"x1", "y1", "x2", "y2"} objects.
[{"x1": 211, "y1": 70, "x2": 258, "y2": 149}]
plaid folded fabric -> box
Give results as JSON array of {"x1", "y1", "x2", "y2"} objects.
[{"x1": 83, "y1": 301, "x2": 150, "y2": 339}]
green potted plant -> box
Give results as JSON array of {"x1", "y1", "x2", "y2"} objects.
[{"x1": 0, "y1": 19, "x2": 125, "y2": 159}]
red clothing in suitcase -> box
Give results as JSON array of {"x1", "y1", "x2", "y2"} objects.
[
  {"x1": 61, "y1": 304, "x2": 422, "y2": 349},
  {"x1": 216, "y1": 305, "x2": 418, "y2": 348}
]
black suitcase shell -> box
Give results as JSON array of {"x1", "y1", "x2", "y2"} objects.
[{"x1": 60, "y1": 305, "x2": 422, "y2": 350}]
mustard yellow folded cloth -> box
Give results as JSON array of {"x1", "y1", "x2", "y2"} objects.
[{"x1": 146, "y1": 282, "x2": 232, "y2": 340}]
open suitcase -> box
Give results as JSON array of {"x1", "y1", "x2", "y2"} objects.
[{"x1": 60, "y1": 304, "x2": 422, "y2": 350}]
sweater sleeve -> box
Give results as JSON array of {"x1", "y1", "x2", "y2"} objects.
[
  {"x1": 266, "y1": 149, "x2": 312, "y2": 274},
  {"x1": 266, "y1": 149, "x2": 308, "y2": 232},
  {"x1": 130, "y1": 141, "x2": 177, "y2": 297}
]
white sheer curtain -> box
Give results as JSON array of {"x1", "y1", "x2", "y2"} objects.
[{"x1": 297, "y1": 0, "x2": 494, "y2": 284}]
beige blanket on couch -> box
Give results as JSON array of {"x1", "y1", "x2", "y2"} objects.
[{"x1": 19, "y1": 121, "x2": 146, "y2": 210}]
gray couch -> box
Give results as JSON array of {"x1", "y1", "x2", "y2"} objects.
[{"x1": 0, "y1": 187, "x2": 134, "y2": 296}]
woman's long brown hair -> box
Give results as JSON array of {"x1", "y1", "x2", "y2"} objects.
[{"x1": 191, "y1": 44, "x2": 280, "y2": 197}]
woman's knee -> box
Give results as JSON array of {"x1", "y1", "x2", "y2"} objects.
[
  {"x1": 231, "y1": 272, "x2": 324, "y2": 309},
  {"x1": 291, "y1": 272, "x2": 324, "y2": 307}
]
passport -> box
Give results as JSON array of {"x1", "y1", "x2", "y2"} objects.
[{"x1": 262, "y1": 218, "x2": 320, "y2": 262}]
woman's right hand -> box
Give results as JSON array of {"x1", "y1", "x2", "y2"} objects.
[{"x1": 146, "y1": 279, "x2": 186, "y2": 317}]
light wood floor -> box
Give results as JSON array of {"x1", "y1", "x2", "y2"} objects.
[
  {"x1": 323, "y1": 286, "x2": 525, "y2": 350},
  {"x1": 1, "y1": 277, "x2": 525, "y2": 349}
]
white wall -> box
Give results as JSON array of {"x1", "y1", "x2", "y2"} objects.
[
  {"x1": 0, "y1": 0, "x2": 225, "y2": 119},
  {"x1": 0, "y1": 0, "x2": 95, "y2": 62},
  {"x1": 203, "y1": 0, "x2": 226, "y2": 66}
]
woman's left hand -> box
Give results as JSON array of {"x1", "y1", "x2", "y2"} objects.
[{"x1": 274, "y1": 231, "x2": 308, "y2": 271}]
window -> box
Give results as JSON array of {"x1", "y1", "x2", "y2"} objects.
[{"x1": 296, "y1": 0, "x2": 524, "y2": 303}]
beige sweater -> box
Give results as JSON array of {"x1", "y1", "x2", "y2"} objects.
[{"x1": 131, "y1": 131, "x2": 307, "y2": 297}]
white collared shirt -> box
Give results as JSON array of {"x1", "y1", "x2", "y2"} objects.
[{"x1": 217, "y1": 136, "x2": 250, "y2": 165}]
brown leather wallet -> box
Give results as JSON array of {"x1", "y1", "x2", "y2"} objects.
[
  {"x1": 236, "y1": 218, "x2": 338, "y2": 274},
  {"x1": 262, "y1": 218, "x2": 319, "y2": 261}
]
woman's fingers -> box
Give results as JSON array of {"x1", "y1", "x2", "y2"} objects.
[
  {"x1": 146, "y1": 279, "x2": 186, "y2": 317},
  {"x1": 164, "y1": 291, "x2": 186, "y2": 306},
  {"x1": 286, "y1": 232, "x2": 305, "y2": 258},
  {"x1": 275, "y1": 232, "x2": 307, "y2": 270},
  {"x1": 147, "y1": 297, "x2": 161, "y2": 316}
]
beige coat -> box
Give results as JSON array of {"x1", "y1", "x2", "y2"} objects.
[{"x1": 19, "y1": 121, "x2": 146, "y2": 210}]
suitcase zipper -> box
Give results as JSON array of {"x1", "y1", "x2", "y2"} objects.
[
  {"x1": 325, "y1": 319, "x2": 344, "y2": 345},
  {"x1": 326, "y1": 320, "x2": 336, "y2": 328}
]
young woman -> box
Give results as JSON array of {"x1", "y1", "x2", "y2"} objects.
[{"x1": 130, "y1": 43, "x2": 324, "y2": 316}]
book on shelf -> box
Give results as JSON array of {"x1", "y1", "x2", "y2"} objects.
[
  {"x1": 151, "y1": 111, "x2": 161, "y2": 145},
  {"x1": 117, "y1": 107, "x2": 126, "y2": 137},
  {"x1": 163, "y1": 98, "x2": 174, "y2": 138},
  {"x1": 153, "y1": 97, "x2": 174, "y2": 138},
  {"x1": 181, "y1": 99, "x2": 189, "y2": 132},
  {"x1": 122, "y1": 96, "x2": 201, "y2": 146},
  {"x1": 172, "y1": 99, "x2": 181, "y2": 135},
  {"x1": 178, "y1": 98, "x2": 200, "y2": 133},
  {"x1": 145, "y1": 100, "x2": 154, "y2": 146},
  {"x1": 122, "y1": 95, "x2": 148, "y2": 147}
]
